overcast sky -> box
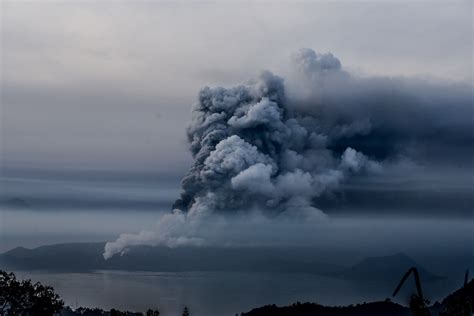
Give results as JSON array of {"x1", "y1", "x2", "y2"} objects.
[{"x1": 1, "y1": 1, "x2": 472, "y2": 175}]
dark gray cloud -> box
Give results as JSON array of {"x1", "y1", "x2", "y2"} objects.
[
  {"x1": 173, "y1": 48, "x2": 473, "y2": 218},
  {"x1": 290, "y1": 49, "x2": 474, "y2": 215},
  {"x1": 172, "y1": 67, "x2": 379, "y2": 219},
  {"x1": 289, "y1": 51, "x2": 473, "y2": 165}
]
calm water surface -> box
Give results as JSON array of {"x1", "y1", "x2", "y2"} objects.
[{"x1": 13, "y1": 270, "x2": 462, "y2": 316}]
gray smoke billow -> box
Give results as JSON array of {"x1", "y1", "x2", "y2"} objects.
[
  {"x1": 171, "y1": 67, "x2": 377, "y2": 218},
  {"x1": 103, "y1": 48, "x2": 473, "y2": 259}
]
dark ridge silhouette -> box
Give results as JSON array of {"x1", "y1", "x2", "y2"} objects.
[
  {"x1": 240, "y1": 301, "x2": 411, "y2": 316},
  {"x1": 241, "y1": 280, "x2": 474, "y2": 316},
  {"x1": 1, "y1": 243, "x2": 442, "y2": 284},
  {"x1": 0, "y1": 242, "x2": 342, "y2": 275},
  {"x1": 438, "y1": 278, "x2": 473, "y2": 316}
]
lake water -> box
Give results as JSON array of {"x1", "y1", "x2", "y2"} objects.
[{"x1": 13, "y1": 270, "x2": 463, "y2": 316}]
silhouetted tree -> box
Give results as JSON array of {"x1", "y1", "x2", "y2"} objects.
[
  {"x1": 110, "y1": 308, "x2": 121, "y2": 316},
  {"x1": 146, "y1": 309, "x2": 160, "y2": 316},
  {"x1": 0, "y1": 270, "x2": 64, "y2": 315},
  {"x1": 182, "y1": 306, "x2": 190, "y2": 316},
  {"x1": 408, "y1": 295, "x2": 430, "y2": 316},
  {"x1": 464, "y1": 269, "x2": 469, "y2": 287},
  {"x1": 439, "y1": 279, "x2": 473, "y2": 316},
  {"x1": 392, "y1": 267, "x2": 430, "y2": 316}
]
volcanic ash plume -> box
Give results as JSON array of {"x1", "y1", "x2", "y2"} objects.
[
  {"x1": 104, "y1": 48, "x2": 473, "y2": 259},
  {"x1": 103, "y1": 49, "x2": 382, "y2": 259},
  {"x1": 172, "y1": 67, "x2": 377, "y2": 219}
]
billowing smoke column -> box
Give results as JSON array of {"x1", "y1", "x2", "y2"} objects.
[
  {"x1": 103, "y1": 49, "x2": 380, "y2": 259},
  {"x1": 172, "y1": 61, "x2": 376, "y2": 220},
  {"x1": 104, "y1": 48, "x2": 472, "y2": 259}
]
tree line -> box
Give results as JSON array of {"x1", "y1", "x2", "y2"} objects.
[{"x1": 1, "y1": 270, "x2": 191, "y2": 316}]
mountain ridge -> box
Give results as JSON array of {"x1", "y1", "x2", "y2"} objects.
[
  {"x1": 341, "y1": 252, "x2": 442, "y2": 281},
  {"x1": 0, "y1": 242, "x2": 442, "y2": 282}
]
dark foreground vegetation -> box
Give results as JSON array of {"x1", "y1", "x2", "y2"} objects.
[
  {"x1": 0, "y1": 270, "x2": 63, "y2": 315},
  {"x1": 242, "y1": 272, "x2": 474, "y2": 316},
  {"x1": 241, "y1": 301, "x2": 411, "y2": 316},
  {"x1": 1, "y1": 269, "x2": 472, "y2": 316}
]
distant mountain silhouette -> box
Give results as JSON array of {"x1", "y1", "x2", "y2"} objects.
[
  {"x1": 341, "y1": 252, "x2": 441, "y2": 282},
  {"x1": 0, "y1": 242, "x2": 341, "y2": 275},
  {"x1": 0, "y1": 243, "x2": 442, "y2": 283}
]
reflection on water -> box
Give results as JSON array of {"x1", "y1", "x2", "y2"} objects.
[{"x1": 13, "y1": 270, "x2": 462, "y2": 316}]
